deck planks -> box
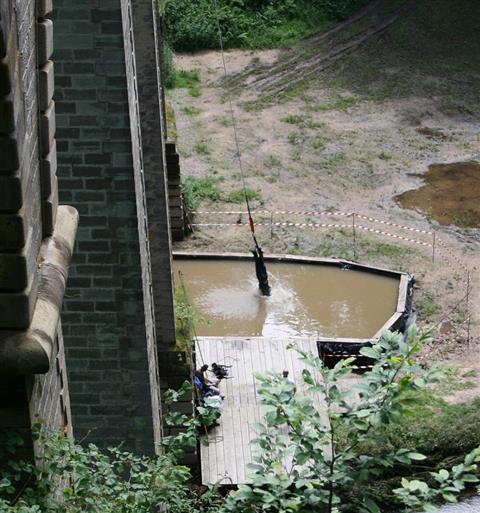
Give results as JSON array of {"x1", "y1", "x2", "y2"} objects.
[{"x1": 196, "y1": 336, "x2": 323, "y2": 485}]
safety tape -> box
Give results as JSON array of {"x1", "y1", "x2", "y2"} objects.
[
  {"x1": 192, "y1": 210, "x2": 434, "y2": 235},
  {"x1": 191, "y1": 222, "x2": 432, "y2": 247}
]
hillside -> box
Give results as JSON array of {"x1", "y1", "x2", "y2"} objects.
[{"x1": 169, "y1": 0, "x2": 479, "y2": 366}]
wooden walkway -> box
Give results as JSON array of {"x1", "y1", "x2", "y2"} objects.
[{"x1": 196, "y1": 336, "x2": 324, "y2": 485}]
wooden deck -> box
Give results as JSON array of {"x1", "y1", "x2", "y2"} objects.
[{"x1": 196, "y1": 336, "x2": 324, "y2": 485}]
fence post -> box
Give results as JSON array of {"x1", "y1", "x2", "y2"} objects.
[
  {"x1": 352, "y1": 213, "x2": 357, "y2": 260},
  {"x1": 432, "y1": 231, "x2": 436, "y2": 263},
  {"x1": 270, "y1": 211, "x2": 273, "y2": 239},
  {"x1": 466, "y1": 270, "x2": 471, "y2": 345}
]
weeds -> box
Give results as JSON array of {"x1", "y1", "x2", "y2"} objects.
[
  {"x1": 194, "y1": 141, "x2": 210, "y2": 155},
  {"x1": 181, "y1": 106, "x2": 201, "y2": 116},
  {"x1": 282, "y1": 114, "x2": 305, "y2": 125},
  {"x1": 181, "y1": 175, "x2": 222, "y2": 210},
  {"x1": 225, "y1": 187, "x2": 262, "y2": 204},
  {"x1": 416, "y1": 292, "x2": 441, "y2": 320}
]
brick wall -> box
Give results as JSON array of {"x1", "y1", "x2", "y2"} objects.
[
  {"x1": 0, "y1": 0, "x2": 72, "y2": 454},
  {"x1": 53, "y1": 0, "x2": 163, "y2": 453}
]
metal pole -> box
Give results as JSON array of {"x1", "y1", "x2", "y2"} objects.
[
  {"x1": 432, "y1": 231, "x2": 436, "y2": 263},
  {"x1": 352, "y1": 213, "x2": 357, "y2": 260},
  {"x1": 270, "y1": 211, "x2": 273, "y2": 239},
  {"x1": 466, "y1": 270, "x2": 471, "y2": 345}
]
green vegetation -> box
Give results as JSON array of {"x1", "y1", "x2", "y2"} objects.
[
  {"x1": 2, "y1": 328, "x2": 480, "y2": 513},
  {"x1": 282, "y1": 114, "x2": 305, "y2": 125},
  {"x1": 0, "y1": 388, "x2": 222, "y2": 513},
  {"x1": 181, "y1": 105, "x2": 201, "y2": 116},
  {"x1": 165, "y1": 0, "x2": 369, "y2": 51},
  {"x1": 166, "y1": 68, "x2": 202, "y2": 97},
  {"x1": 181, "y1": 176, "x2": 223, "y2": 211},
  {"x1": 194, "y1": 141, "x2": 211, "y2": 155},
  {"x1": 225, "y1": 187, "x2": 262, "y2": 204},
  {"x1": 222, "y1": 326, "x2": 480, "y2": 512},
  {"x1": 416, "y1": 292, "x2": 441, "y2": 320},
  {"x1": 174, "y1": 281, "x2": 202, "y2": 355}
]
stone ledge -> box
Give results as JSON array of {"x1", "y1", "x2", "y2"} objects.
[{"x1": 0, "y1": 205, "x2": 79, "y2": 374}]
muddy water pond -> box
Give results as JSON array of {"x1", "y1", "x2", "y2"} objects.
[
  {"x1": 396, "y1": 161, "x2": 480, "y2": 228},
  {"x1": 174, "y1": 259, "x2": 400, "y2": 338}
]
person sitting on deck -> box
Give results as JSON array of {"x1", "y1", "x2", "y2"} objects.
[
  {"x1": 283, "y1": 369, "x2": 297, "y2": 399},
  {"x1": 195, "y1": 364, "x2": 221, "y2": 397}
]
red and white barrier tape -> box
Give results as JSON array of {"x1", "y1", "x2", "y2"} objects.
[
  {"x1": 191, "y1": 221, "x2": 432, "y2": 247},
  {"x1": 192, "y1": 210, "x2": 434, "y2": 235}
]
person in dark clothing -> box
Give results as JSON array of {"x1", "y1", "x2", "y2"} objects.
[
  {"x1": 252, "y1": 246, "x2": 271, "y2": 296},
  {"x1": 195, "y1": 364, "x2": 221, "y2": 396}
]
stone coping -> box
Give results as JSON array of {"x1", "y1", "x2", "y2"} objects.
[{"x1": 0, "y1": 205, "x2": 79, "y2": 374}]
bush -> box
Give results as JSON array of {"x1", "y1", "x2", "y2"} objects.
[{"x1": 164, "y1": 0, "x2": 369, "y2": 51}]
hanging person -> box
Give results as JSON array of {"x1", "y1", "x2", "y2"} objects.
[{"x1": 252, "y1": 246, "x2": 271, "y2": 296}]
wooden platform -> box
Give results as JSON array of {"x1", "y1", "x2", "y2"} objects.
[{"x1": 196, "y1": 336, "x2": 324, "y2": 485}]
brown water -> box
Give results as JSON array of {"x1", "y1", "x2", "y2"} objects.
[
  {"x1": 174, "y1": 260, "x2": 400, "y2": 338},
  {"x1": 395, "y1": 161, "x2": 480, "y2": 228}
]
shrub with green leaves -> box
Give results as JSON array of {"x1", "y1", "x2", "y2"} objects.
[
  {"x1": 164, "y1": 0, "x2": 369, "y2": 51},
  {"x1": 221, "y1": 326, "x2": 480, "y2": 513},
  {"x1": 0, "y1": 384, "x2": 222, "y2": 513}
]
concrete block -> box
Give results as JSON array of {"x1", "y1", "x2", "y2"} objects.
[
  {"x1": 40, "y1": 102, "x2": 55, "y2": 157},
  {"x1": 0, "y1": 169, "x2": 22, "y2": 211},
  {"x1": 39, "y1": 61, "x2": 54, "y2": 112},
  {"x1": 0, "y1": 136, "x2": 19, "y2": 172},
  {"x1": 40, "y1": 140, "x2": 57, "y2": 199},
  {"x1": 0, "y1": 224, "x2": 42, "y2": 290},
  {"x1": 0, "y1": 266, "x2": 40, "y2": 328},
  {"x1": 41, "y1": 178, "x2": 58, "y2": 237},
  {"x1": 0, "y1": 56, "x2": 11, "y2": 95},
  {"x1": 37, "y1": 0, "x2": 53, "y2": 17},
  {"x1": 37, "y1": 20, "x2": 53, "y2": 65},
  {"x1": 0, "y1": 96, "x2": 14, "y2": 134}
]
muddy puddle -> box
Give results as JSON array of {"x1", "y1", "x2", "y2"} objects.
[
  {"x1": 395, "y1": 161, "x2": 480, "y2": 228},
  {"x1": 173, "y1": 260, "x2": 400, "y2": 338}
]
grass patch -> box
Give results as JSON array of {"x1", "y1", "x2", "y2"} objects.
[
  {"x1": 313, "y1": 94, "x2": 358, "y2": 111},
  {"x1": 225, "y1": 187, "x2": 262, "y2": 204},
  {"x1": 415, "y1": 292, "x2": 441, "y2": 320},
  {"x1": 320, "y1": 152, "x2": 346, "y2": 169},
  {"x1": 287, "y1": 131, "x2": 305, "y2": 145},
  {"x1": 168, "y1": 68, "x2": 202, "y2": 97},
  {"x1": 181, "y1": 175, "x2": 222, "y2": 210},
  {"x1": 282, "y1": 114, "x2": 305, "y2": 125},
  {"x1": 194, "y1": 141, "x2": 210, "y2": 155},
  {"x1": 181, "y1": 106, "x2": 201, "y2": 116},
  {"x1": 172, "y1": 68, "x2": 199, "y2": 88},
  {"x1": 264, "y1": 155, "x2": 282, "y2": 168}
]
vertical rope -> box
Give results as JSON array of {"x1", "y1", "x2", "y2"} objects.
[{"x1": 211, "y1": 0, "x2": 255, "y2": 236}]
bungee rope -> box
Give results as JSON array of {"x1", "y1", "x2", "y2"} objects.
[{"x1": 212, "y1": 0, "x2": 271, "y2": 296}]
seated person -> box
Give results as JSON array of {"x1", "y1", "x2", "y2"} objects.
[{"x1": 195, "y1": 364, "x2": 221, "y2": 397}]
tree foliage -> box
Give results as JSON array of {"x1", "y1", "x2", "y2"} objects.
[
  {"x1": 221, "y1": 326, "x2": 480, "y2": 513},
  {"x1": 1, "y1": 327, "x2": 479, "y2": 513}
]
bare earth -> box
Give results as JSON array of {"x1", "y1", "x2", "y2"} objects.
[{"x1": 169, "y1": 26, "x2": 480, "y2": 397}]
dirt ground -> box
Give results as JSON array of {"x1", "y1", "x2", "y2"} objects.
[{"x1": 168, "y1": 1, "x2": 480, "y2": 399}]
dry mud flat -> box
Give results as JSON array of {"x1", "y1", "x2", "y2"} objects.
[{"x1": 169, "y1": 1, "x2": 480, "y2": 384}]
